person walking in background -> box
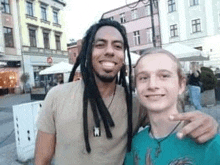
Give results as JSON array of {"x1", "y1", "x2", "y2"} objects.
[
  {"x1": 188, "y1": 62, "x2": 202, "y2": 110},
  {"x1": 124, "y1": 48, "x2": 220, "y2": 165}
]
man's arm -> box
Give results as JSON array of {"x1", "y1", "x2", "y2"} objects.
[
  {"x1": 35, "y1": 131, "x2": 56, "y2": 165},
  {"x1": 170, "y1": 111, "x2": 219, "y2": 143}
]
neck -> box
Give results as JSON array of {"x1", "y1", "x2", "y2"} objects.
[
  {"x1": 95, "y1": 76, "x2": 117, "y2": 98},
  {"x1": 148, "y1": 106, "x2": 182, "y2": 138}
]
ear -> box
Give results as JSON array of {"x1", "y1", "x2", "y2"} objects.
[{"x1": 179, "y1": 78, "x2": 186, "y2": 95}]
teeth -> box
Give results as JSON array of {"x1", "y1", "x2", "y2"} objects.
[
  {"x1": 147, "y1": 95, "x2": 163, "y2": 99},
  {"x1": 102, "y1": 62, "x2": 115, "y2": 67}
]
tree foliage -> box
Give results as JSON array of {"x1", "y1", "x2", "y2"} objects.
[{"x1": 200, "y1": 67, "x2": 217, "y2": 90}]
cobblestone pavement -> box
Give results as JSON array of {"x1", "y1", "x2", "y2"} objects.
[{"x1": 0, "y1": 94, "x2": 219, "y2": 164}]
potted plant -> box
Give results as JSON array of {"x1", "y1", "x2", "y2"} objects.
[{"x1": 200, "y1": 67, "x2": 217, "y2": 106}]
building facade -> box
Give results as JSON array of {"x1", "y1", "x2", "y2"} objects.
[
  {"x1": 0, "y1": 0, "x2": 22, "y2": 94},
  {"x1": 67, "y1": 39, "x2": 82, "y2": 64},
  {"x1": 159, "y1": 0, "x2": 220, "y2": 69},
  {"x1": 102, "y1": 1, "x2": 161, "y2": 54},
  {"x1": 16, "y1": 0, "x2": 68, "y2": 87}
]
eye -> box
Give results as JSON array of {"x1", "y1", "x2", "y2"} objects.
[
  {"x1": 160, "y1": 74, "x2": 171, "y2": 79},
  {"x1": 138, "y1": 76, "x2": 148, "y2": 82},
  {"x1": 114, "y1": 43, "x2": 123, "y2": 50},
  {"x1": 94, "y1": 41, "x2": 105, "y2": 48}
]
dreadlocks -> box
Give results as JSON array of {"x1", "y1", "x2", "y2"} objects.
[{"x1": 68, "y1": 19, "x2": 133, "y2": 153}]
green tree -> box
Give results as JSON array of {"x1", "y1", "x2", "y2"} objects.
[{"x1": 200, "y1": 67, "x2": 217, "y2": 90}]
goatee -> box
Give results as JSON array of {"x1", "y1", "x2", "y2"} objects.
[{"x1": 95, "y1": 73, "x2": 116, "y2": 83}]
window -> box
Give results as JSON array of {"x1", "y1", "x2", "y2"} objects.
[
  {"x1": 41, "y1": 4, "x2": 47, "y2": 21},
  {"x1": 131, "y1": 9, "x2": 138, "y2": 20},
  {"x1": 55, "y1": 35, "x2": 61, "y2": 50},
  {"x1": 1, "y1": 0, "x2": 10, "y2": 13},
  {"x1": 190, "y1": 0, "x2": 199, "y2": 6},
  {"x1": 192, "y1": 19, "x2": 201, "y2": 33},
  {"x1": 145, "y1": 4, "x2": 151, "y2": 16},
  {"x1": 29, "y1": 29, "x2": 37, "y2": 47},
  {"x1": 120, "y1": 13, "x2": 126, "y2": 23},
  {"x1": 3, "y1": 27, "x2": 14, "y2": 47},
  {"x1": 168, "y1": 0, "x2": 176, "y2": 13},
  {"x1": 133, "y1": 31, "x2": 140, "y2": 45},
  {"x1": 43, "y1": 32, "x2": 50, "y2": 49},
  {"x1": 26, "y1": 1, "x2": 33, "y2": 16},
  {"x1": 170, "y1": 24, "x2": 178, "y2": 37},
  {"x1": 146, "y1": 28, "x2": 152, "y2": 43},
  {"x1": 53, "y1": 10, "x2": 59, "y2": 24}
]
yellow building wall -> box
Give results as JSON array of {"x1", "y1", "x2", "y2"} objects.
[{"x1": 18, "y1": 0, "x2": 67, "y2": 51}]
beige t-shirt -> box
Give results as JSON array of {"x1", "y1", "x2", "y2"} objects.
[{"x1": 36, "y1": 80, "x2": 140, "y2": 165}]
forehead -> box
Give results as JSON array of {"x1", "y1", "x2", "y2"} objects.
[
  {"x1": 135, "y1": 53, "x2": 177, "y2": 74},
  {"x1": 94, "y1": 26, "x2": 123, "y2": 42}
]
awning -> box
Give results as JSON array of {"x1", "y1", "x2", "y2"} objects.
[
  {"x1": 163, "y1": 43, "x2": 208, "y2": 61},
  {"x1": 39, "y1": 62, "x2": 75, "y2": 75}
]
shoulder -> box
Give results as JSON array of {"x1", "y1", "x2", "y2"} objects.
[
  {"x1": 205, "y1": 135, "x2": 220, "y2": 150},
  {"x1": 48, "y1": 80, "x2": 83, "y2": 97},
  {"x1": 202, "y1": 135, "x2": 220, "y2": 164},
  {"x1": 133, "y1": 126, "x2": 150, "y2": 141}
]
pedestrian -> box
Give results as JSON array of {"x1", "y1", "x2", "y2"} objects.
[
  {"x1": 35, "y1": 19, "x2": 218, "y2": 165},
  {"x1": 188, "y1": 62, "x2": 202, "y2": 109},
  {"x1": 124, "y1": 48, "x2": 220, "y2": 165}
]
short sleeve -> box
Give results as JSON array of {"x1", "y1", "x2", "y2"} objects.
[
  {"x1": 202, "y1": 136, "x2": 220, "y2": 165},
  {"x1": 36, "y1": 87, "x2": 57, "y2": 134}
]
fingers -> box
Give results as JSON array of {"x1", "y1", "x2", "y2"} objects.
[
  {"x1": 169, "y1": 111, "x2": 202, "y2": 122},
  {"x1": 170, "y1": 111, "x2": 218, "y2": 143},
  {"x1": 176, "y1": 119, "x2": 204, "y2": 139},
  {"x1": 196, "y1": 129, "x2": 216, "y2": 143}
]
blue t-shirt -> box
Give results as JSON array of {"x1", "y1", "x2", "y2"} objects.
[{"x1": 124, "y1": 126, "x2": 220, "y2": 165}]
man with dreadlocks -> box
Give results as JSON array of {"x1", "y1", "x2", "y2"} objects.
[{"x1": 35, "y1": 19, "x2": 218, "y2": 165}]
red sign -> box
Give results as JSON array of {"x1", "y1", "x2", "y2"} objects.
[{"x1": 47, "y1": 57, "x2": 53, "y2": 64}]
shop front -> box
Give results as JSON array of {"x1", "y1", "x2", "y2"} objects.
[{"x1": 0, "y1": 61, "x2": 21, "y2": 95}]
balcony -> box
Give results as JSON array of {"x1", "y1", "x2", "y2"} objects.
[
  {"x1": 22, "y1": 46, "x2": 68, "y2": 56},
  {"x1": 40, "y1": 19, "x2": 50, "y2": 25},
  {"x1": 53, "y1": 23, "x2": 61, "y2": 28},
  {"x1": 26, "y1": 14, "x2": 38, "y2": 21}
]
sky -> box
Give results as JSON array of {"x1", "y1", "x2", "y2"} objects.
[{"x1": 64, "y1": 0, "x2": 137, "y2": 43}]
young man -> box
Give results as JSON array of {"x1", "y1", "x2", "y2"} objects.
[
  {"x1": 124, "y1": 48, "x2": 220, "y2": 165},
  {"x1": 35, "y1": 19, "x2": 218, "y2": 165}
]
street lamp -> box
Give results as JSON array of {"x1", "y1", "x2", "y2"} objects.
[{"x1": 125, "y1": 0, "x2": 158, "y2": 47}]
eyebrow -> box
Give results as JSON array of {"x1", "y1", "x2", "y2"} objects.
[
  {"x1": 136, "y1": 69, "x2": 173, "y2": 76},
  {"x1": 94, "y1": 38, "x2": 124, "y2": 44}
]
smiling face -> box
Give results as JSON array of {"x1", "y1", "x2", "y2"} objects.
[
  {"x1": 135, "y1": 53, "x2": 185, "y2": 113},
  {"x1": 92, "y1": 26, "x2": 125, "y2": 82}
]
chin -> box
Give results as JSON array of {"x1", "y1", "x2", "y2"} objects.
[
  {"x1": 96, "y1": 74, "x2": 116, "y2": 83},
  {"x1": 142, "y1": 102, "x2": 167, "y2": 112}
]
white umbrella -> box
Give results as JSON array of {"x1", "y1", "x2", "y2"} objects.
[
  {"x1": 163, "y1": 43, "x2": 206, "y2": 59},
  {"x1": 125, "y1": 52, "x2": 140, "y2": 65},
  {"x1": 39, "y1": 62, "x2": 74, "y2": 75}
]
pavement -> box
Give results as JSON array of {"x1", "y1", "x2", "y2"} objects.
[{"x1": 0, "y1": 94, "x2": 219, "y2": 164}]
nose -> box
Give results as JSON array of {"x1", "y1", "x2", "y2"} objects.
[
  {"x1": 148, "y1": 76, "x2": 158, "y2": 90},
  {"x1": 105, "y1": 44, "x2": 114, "y2": 56}
]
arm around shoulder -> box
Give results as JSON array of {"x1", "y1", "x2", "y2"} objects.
[{"x1": 35, "y1": 130, "x2": 56, "y2": 165}]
